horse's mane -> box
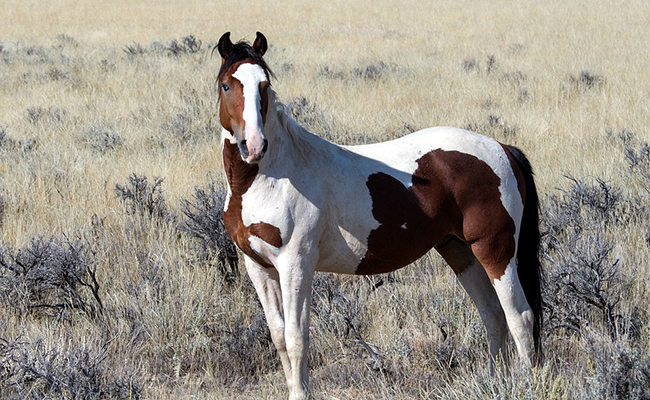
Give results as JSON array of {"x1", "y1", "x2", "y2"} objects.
[
  {"x1": 266, "y1": 90, "x2": 306, "y2": 137},
  {"x1": 264, "y1": 88, "x2": 337, "y2": 162}
]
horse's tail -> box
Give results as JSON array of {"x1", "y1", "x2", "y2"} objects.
[{"x1": 507, "y1": 145, "x2": 543, "y2": 362}]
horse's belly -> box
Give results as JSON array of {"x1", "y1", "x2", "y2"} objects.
[
  {"x1": 315, "y1": 221, "x2": 442, "y2": 275},
  {"x1": 315, "y1": 207, "x2": 446, "y2": 275},
  {"x1": 315, "y1": 224, "x2": 373, "y2": 274}
]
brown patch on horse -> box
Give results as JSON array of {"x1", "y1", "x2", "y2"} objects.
[
  {"x1": 355, "y1": 170, "x2": 452, "y2": 275},
  {"x1": 356, "y1": 149, "x2": 516, "y2": 281},
  {"x1": 222, "y1": 140, "x2": 282, "y2": 267},
  {"x1": 219, "y1": 63, "x2": 246, "y2": 136}
]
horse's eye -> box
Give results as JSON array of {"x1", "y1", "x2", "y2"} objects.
[{"x1": 222, "y1": 83, "x2": 229, "y2": 92}]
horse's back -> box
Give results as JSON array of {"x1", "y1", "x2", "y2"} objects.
[{"x1": 347, "y1": 126, "x2": 504, "y2": 170}]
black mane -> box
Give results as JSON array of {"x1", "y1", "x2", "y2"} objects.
[{"x1": 217, "y1": 40, "x2": 274, "y2": 84}]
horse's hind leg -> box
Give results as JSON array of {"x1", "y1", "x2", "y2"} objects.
[
  {"x1": 491, "y1": 259, "x2": 535, "y2": 364},
  {"x1": 471, "y1": 238, "x2": 535, "y2": 365},
  {"x1": 436, "y1": 237, "x2": 509, "y2": 369},
  {"x1": 244, "y1": 256, "x2": 293, "y2": 387}
]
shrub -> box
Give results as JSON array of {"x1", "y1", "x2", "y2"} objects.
[
  {"x1": 312, "y1": 274, "x2": 368, "y2": 343},
  {"x1": 55, "y1": 34, "x2": 78, "y2": 48},
  {"x1": 3, "y1": 127, "x2": 36, "y2": 153},
  {"x1": 178, "y1": 183, "x2": 239, "y2": 280},
  {"x1": 607, "y1": 127, "x2": 636, "y2": 145},
  {"x1": 486, "y1": 54, "x2": 497, "y2": 74},
  {"x1": 114, "y1": 174, "x2": 168, "y2": 221},
  {"x1": 0, "y1": 126, "x2": 11, "y2": 148},
  {"x1": 162, "y1": 112, "x2": 195, "y2": 142},
  {"x1": 123, "y1": 36, "x2": 202, "y2": 58},
  {"x1": 0, "y1": 236, "x2": 102, "y2": 320},
  {"x1": 211, "y1": 313, "x2": 277, "y2": 388},
  {"x1": 317, "y1": 65, "x2": 346, "y2": 80},
  {"x1": 80, "y1": 122, "x2": 123, "y2": 153},
  {"x1": 46, "y1": 67, "x2": 71, "y2": 82},
  {"x1": 461, "y1": 58, "x2": 479, "y2": 73},
  {"x1": 543, "y1": 227, "x2": 630, "y2": 338},
  {"x1": 0, "y1": 337, "x2": 143, "y2": 399},
  {"x1": 287, "y1": 96, "x2": 330, "y2": 133},
  {"x1": 582, "y1": 327, "x2": 650, "y2": 399},
  {"x1": 624, "y1": 141, "x2": 650, "y2": 194},
  {"x1": 161, "y1": 86, "x2": 213, "y2": 143},
  {"x1": 167, "y1": 35, "x2": 202, "y2": 56},
  {"x1": 0, "y1": 193, "x2": 6, "y2": 229},
  {"x1": 568, "y1": 70, "x2": 605, "y2": 92},
  {"x1": 286, "y1": 96, "x2": 373, "y2": 144},
  {"x1": 541, "y1": 176, "x2": 637, "y2": 338},
  {"x1": 317, "y1": 61, "x2": 403, "y2": 82},
  {"x1": 353, "y1": 61, "x2": 388, "y2": 80},
  {"x1": 542, "y1": 177, "x2": 624, "y2": 242},
  {"x1": 310, "y1": 274, "x2": 397, "y2": 375},
  {"x1": 25, "y1": 106, "x2": 66, "y2": 126},
  {"x1": 122, "y1": 43, "x2": 145, "y2": 57}
]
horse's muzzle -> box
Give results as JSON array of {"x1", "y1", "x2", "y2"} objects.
[{"x1": 239, "y1": 139, "x2": 268, "y2": 163}]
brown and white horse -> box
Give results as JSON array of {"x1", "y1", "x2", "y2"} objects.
[{"x1": 216, "y1": 32, "x2": 542, "y2": 400}]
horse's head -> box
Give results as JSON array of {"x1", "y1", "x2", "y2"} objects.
[{"x1": 217, "y1": 32, "x2": 272, "y2": 164}]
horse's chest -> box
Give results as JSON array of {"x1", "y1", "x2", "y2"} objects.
[
  {"x1": 222, "y1": 140, "x2": 285, "y2": 266},
  {"x1": 223, "y1": 192, "x2": 283, "y2": 267}
]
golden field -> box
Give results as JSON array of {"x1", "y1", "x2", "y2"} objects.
[{"x1": 1, "y1": 1, "x2": 649, "y2": 399}]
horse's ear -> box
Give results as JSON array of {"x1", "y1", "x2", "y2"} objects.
[
  {"x1": 253, "y1": 32, "x2": 268, "y2": 56},
  {"x1": 217, "y1": 32, "x2": 233, "y2": 59}
]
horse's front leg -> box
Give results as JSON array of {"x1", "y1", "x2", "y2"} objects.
[
  {"x1": 244, "y1": 256, "x2": 293, "y2": 386},
  {"x1": 277, "y1": 252, "x2": 316, "y2": 400}
]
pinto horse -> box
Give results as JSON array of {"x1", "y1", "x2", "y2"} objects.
[{"x1": 216, "y1": 32, "x2": 542, "y2": 400}]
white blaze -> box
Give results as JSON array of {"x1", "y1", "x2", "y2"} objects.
[{"x1": 232, "y1": 63, "x2": 268, "y2": 161}]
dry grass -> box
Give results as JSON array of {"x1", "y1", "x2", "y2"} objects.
[{"x1": 1, "y1": 0, "x2": 649, "y2": 399}]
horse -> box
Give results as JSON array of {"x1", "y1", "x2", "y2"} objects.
[{"x1": 215, "y1": 32, "x2": 542, "y2": 400}]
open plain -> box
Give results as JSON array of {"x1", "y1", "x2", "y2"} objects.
[{"x1": 1, "y1": 0, "x2": 649, "y2": 398}]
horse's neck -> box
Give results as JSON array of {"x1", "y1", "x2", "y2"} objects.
[
  {"x1": 265, "y1": 106, "x2": 341, "y2": 172},
  {"x1": 221, "y1": 101, "x2": 344, "y2": 196}
]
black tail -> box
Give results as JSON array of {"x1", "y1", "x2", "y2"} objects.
[{"x1": 506, "y1": 145, "x2": 543, "y2": 362}]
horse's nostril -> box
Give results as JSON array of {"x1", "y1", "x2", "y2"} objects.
[
  {"x1": 238, "y1": 140, "x2": 249, "y2": 158},
  {"x1": 262, "y1": 139, "x2": 268, "y2": 153}
]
